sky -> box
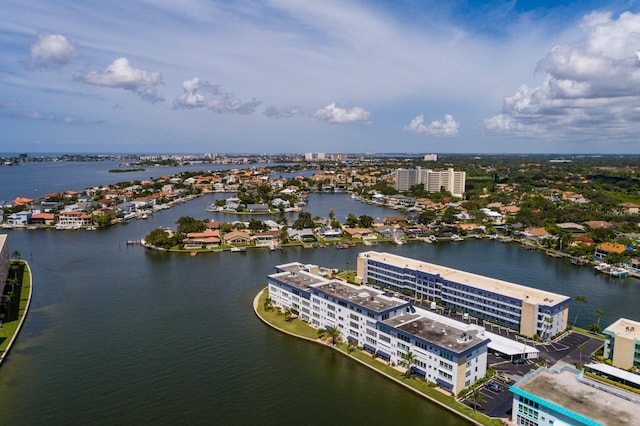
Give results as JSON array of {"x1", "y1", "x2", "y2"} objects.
[{"x1": 1, "y1": 0, "x2": 640, "y2": 154}]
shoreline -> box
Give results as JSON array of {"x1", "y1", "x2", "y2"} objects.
[
  {"x1": 252, "y1": 288, "x2": 487, "y2": 426},
  {"x1": 0, "y1": 261, "x2": 33, "y2": 367}
]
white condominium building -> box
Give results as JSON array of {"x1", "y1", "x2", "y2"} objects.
[
  {"x1": 423, "y1": 168, "x2": 465, "y2": 198},
  {"x1": 356, "y1": 251, "x2": 570, "y2": 339},
  {"x1": 393, "y1": 168, "x2": 420, "y2": 191},
  {"x1": 393, "y1": 167, "x2": 466, "y2": 197},
  {"x1": 267, "y1": 262, "x2": 490, "y2": 394}
]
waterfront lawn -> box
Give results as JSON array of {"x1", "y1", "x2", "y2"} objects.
[
  {"x1": 256, "y1": 289, "x2": 501, "y2": 426},
  {"x1": 0, "y1": 261, "x2": 31, "y2": 355},
  {"x1": 258, "y1": 291, "x2": 318, "y2": 339}
]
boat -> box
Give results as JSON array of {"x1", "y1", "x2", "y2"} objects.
[
  {"x1": 230, "y1": 247, "x2": 246, "y2": 252},
  {"x1": 450, "y1": 234, "x2": 463, "y2": 242},
  {"x1": 594, "y1": 263, "x2": 629, "y2": 277},
  {"x1": 571, "y1": 257, "x2": 588, "y2": 266}
]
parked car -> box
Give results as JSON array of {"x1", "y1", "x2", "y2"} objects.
[
  {"x1": 512, "y1": 358, "x2": 526, "y2": 365},
  {"x1": 488, "y1": 382, "x2": 500, "y2": 392}
]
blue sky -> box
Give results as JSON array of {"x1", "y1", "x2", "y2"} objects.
[{"x1": 1, "y1": 0, "x2": 640, "y2": 154}]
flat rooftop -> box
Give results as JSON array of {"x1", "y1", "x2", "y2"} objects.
[
  {"x1": 604, "y1": 318, "x2": 640, "y2": 340},
  {"x1": 516, "y1": 367, "x2": 640, "y2": 425},
  {"x1": 270, "y1": 269, "x2": 326, "y2": 291},
  {"x1": 360, "y1": 251, "x2": 570, "y2": 306},
  {"x1": 385, "y1": 313, "x2": 487, "y2": 353},
  {"x1": 313, "y1": 281, "x2": 408, "y2": 313}
]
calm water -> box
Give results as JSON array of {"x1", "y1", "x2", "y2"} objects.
[
  {"x1": 0, "y1": 161, "x2": 282, "y2": 201},
  {"x1": 1, "y1": 182, "x2": 639, "y2": 424}
]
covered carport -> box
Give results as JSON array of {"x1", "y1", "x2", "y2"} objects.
[
  {"x1": 584, "y1": 363, "x2": 640, "y2": 390},
  {"x1": 486, "y1": 331, "x2": 539, "y2": 360}
]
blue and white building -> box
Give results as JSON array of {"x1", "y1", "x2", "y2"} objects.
[
  {"x1": 510, "y1": 365, "x2": 640, "y2": 425},
  {"x1": 267, "y1": 262, "x2": 490, "y2": 394},
  {"x1": 356, "y1": 251, "x2": 570, "y2": 339}
]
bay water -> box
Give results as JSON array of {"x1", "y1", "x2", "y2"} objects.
[{"x1": 0, "y1": 166, "x2": 638, "y2": 424}]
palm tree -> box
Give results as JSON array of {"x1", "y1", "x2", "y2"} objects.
[
  {"x1": 470, "y1": 388, "x2": 485, "y2": 412},
  {"x1": 263, "y1": 297, "x2": 273, "y2": 312},
  {"x1": 572, "y1": 295, "x2": 588, "y2": 327},
  {"x1": 11, "y1": 250, "x2": 21, "y2": 261},
  {"x1": 324, "y1": 325, "x2": 342, "y2": 345},
  {"x1": 576, "y1": 343, "x2": 585, "y2": 366},
  {"x1": 399, "y1": 350, "x2": 418, "y2": 378},
  {"x1": 283, "y1": 307, "x2": 293, "y2": 321},
  {"x1": 347, "y1": 339, "x2": 357, "y2": 353},
  {"x1": 596, "y1": 309, "x2": 605, "y2": 330}
]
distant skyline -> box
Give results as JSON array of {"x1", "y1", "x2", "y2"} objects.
[{"x1": 2, "y1": 1, "x2": 640, "y2": 154}]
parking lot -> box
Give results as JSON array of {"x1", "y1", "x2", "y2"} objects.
[
  {"x1": 474, "y1": 331, "x2": 604, "y2": 418},
  {"x1": 461, "y1": 377, "x2": 514, "y2": 418},
  {"x1": 394, "y1": 294, "x2": 606, "y2": 419}
]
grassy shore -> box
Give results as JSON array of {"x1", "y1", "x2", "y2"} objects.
[
  {"x1": 0, "y1": 261, "x2": 32, "y2": 363},
  {"x1": 254, "y1": 288, "x2": 502, "y2": 426}
]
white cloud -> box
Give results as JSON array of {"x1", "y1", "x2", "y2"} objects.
[
  {"x1": 0, "y1": 101, "x2": 19, "y2": 111},
  {"x1": 173, "y1": 77, "x2": 261, "y2": 114},
  {"x1": 484, "y1": 11, "x2": 640, "y2": 141},
  {"x1": 263, "y1": 105, "x2": 303, "y2": 119},
  {"x1": 74, "y1": 57, "x2": 164, "y2": 103},
  {"x1": 28, "y1": 34, "x2": 77, "y2": 69},
  {"x1": 313, "y1": 103, "x2": 370, "y2": 124},
  {"x1": 404, "y1": 114, "x2": 459, "y2": 137}
]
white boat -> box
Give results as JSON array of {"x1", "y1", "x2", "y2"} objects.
[
  {"x1": 595, "y1": 263, "x2": 628, "y2": 277},
  {"x1": 450, "y1": 234, "x2": 463, "y2": 242}
]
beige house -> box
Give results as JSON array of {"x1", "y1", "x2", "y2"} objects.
[
  {"x1": 222, "y1": 230, "x2": 251, "y2": 245},
  {"x1": 183, "y1": 229, "x2": 221, "y2": 249}
]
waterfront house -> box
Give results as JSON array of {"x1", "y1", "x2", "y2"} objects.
[
  {"x1": 30, "y1": 212, "x2": 56, "y2": 226},
  {"x1": 288, "y1": 228, "x2": 316, "y2": 242},
  {"x1": 594, "y1": 242, "x2": 627, "y2": 261},
  {"x1": 245, "y1": 203, "x2": 270, "y2": 213},
  {"x1": 342, "y1": 227, "x2": 373, "y2": 239},
  {"x1": 183, "y1": 229, "x2": 221, "y2": 249},
  {"x1": 222, "y1": 230, "x2": 251, "y2": 245},
  {"x1": 57, "y1": 211, "x2": 93, "y2": 228},
  {"x1": 254, "y1": 231, "x2": 280, "y2": 246},
  {"x1": 521, "y1": 227, "x2": 551, "y2": 242},
  {"x1": 5, "y1": 211, "x2": 32, "y2": 226},
  {"x1": 316, "y1": 227, "x2": 342, "y2": 240},
  {"x1": 374, "y1": 226, "x2": 394, "y2": 239}
]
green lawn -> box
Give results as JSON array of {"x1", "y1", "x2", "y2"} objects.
[
  {"x1": 0, "y1": 261, "x2": 31, "y2": 355},
  {"x1": 255, "y1": 289, "x2": 501, "y2": 426}
]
